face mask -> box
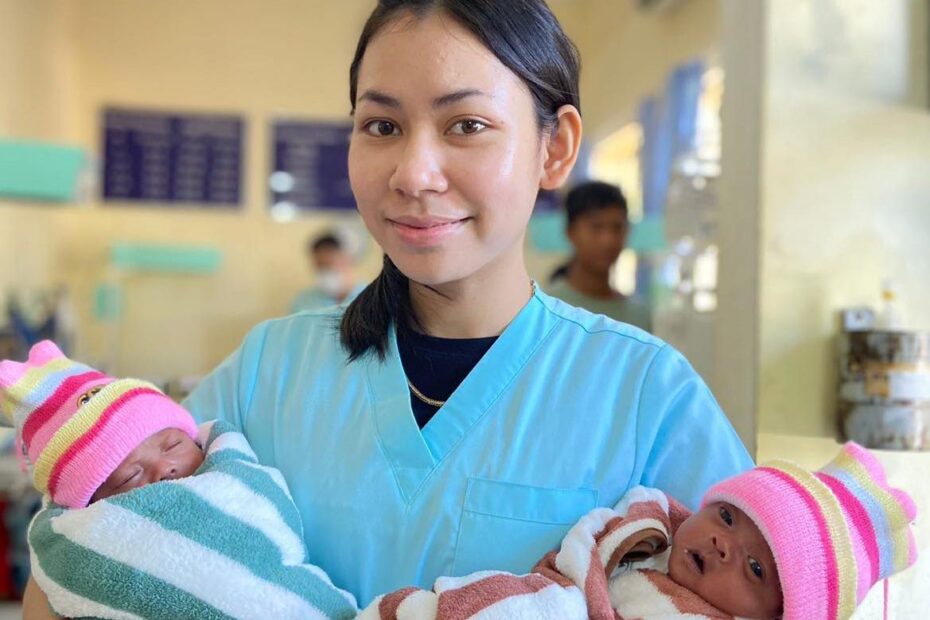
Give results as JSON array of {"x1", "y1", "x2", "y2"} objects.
[{"x1": 317, "y1": 269, "x2": 344, "y2": 297}]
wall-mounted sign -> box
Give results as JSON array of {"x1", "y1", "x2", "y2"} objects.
[
  {"x1": 102, "y1": 107, "x2": 243, "y2": 206},
  {"x1": 269, "y1": 120, "x2": 354, "y2": 215}
]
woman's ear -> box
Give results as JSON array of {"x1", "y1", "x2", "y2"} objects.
[{"x1": 540, "y1": 104, "x2": 583, "y2": 191}]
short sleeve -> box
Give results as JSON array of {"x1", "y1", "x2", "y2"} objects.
[
  {"x1": 181, "y1": 321, "x2": 270, "y2": 433},
  {"x1": 633, "y1": 344, "x2": 753, "y2": 509}
]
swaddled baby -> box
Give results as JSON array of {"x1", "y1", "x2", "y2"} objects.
[
  {"x1": 362, "y1": 442, "x2": 918, "y2": 620},
  {"x1": 0, "y1": 340, "x2": 356, "y2": 620}
]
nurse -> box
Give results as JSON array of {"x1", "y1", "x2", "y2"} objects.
[{"x1": 24, "y1": 0, "x2": 751, "y2": 615}]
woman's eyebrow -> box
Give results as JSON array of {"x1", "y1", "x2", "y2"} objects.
[
  {"x1": 357, "y1": 88, "x2": 489, "y2": 110},
  {"x1": 358, "y1": 89, "x2": 401, "y2": 108},
  {"x1": 432, "y1": 88, "x2": 488, "y2": 108}
]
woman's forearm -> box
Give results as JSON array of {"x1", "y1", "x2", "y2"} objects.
[{"x1": 23, "y1": 577, "x2": 62, "y2": 620}]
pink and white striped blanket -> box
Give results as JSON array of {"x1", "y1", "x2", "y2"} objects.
[{"x1": 358, "y1": 487, "x2": 735, "y2": 620}]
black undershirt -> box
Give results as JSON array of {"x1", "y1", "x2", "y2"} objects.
[{"x1": 397, "y1": 327, "x2": 498, "y2": 428}]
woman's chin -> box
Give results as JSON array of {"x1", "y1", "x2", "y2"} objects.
[
  {"x1": 388, "y1": 251, "x2": 475, "y2": 288},
  {"x1": 397, "y1": 266, "x2": 467, "y2": 288}
]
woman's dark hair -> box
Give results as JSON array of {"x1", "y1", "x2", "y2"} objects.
[
  {"x1": 341, "y1": 0, "x2": 582, "y2": 361},
  {"x1": 549, "y1": 181, "x2": 627, "y2": 282}
]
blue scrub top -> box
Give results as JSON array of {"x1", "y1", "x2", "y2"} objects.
[{"x1": 183, "y1": 286, "x2": 752, "y2": 606}]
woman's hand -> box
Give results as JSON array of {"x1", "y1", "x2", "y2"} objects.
[{"x1": 23, "y1": 577, "x2": 63, "y2": 620}]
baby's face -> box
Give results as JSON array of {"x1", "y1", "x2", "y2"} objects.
[
  {"x1": 90, "y1": 428, "x2": 203, "y2": 502},
  {"x1": 667, "y1": 502, "x2": 782, "y2": 619}
]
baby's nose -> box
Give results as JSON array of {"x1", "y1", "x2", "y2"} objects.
[
  {"x1": 158, "y1": 461, "x2": 179, "y2": 481},
  {"x1": 712, "y1": 536, "x2": 732, "y2": 562}
]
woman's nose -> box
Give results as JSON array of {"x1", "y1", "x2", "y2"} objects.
[{"x1": 389, "y1": 133, "x2": 448, "y2": 197}]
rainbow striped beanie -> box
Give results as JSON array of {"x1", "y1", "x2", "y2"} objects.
[
  {"x1": 0, "y1": 340, "x2": 198, "y2": 508},
  {"x1": 703, "y1": 442, "x2": 917, "y2": 620}
]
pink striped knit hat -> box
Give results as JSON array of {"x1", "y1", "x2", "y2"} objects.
[
  {"x1": 0, "y1": 340, "x2": 198, "y2": 508},
  {"x1": 703, "y1": 442, "x2": 917, "y2": 620}
]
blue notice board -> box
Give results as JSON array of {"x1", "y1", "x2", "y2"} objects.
[
  {"x1": 102, "y1": 107, "x2": 243, "y2": 206},
  {"x1": 271, "y1": 120, "x2": 354, "y2": 211}
]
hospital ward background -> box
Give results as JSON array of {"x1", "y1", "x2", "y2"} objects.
[{"x1": 1, "y1": 0, "x2": 929, "y2": 617}]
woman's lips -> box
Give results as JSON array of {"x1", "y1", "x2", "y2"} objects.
[{"x1": 389, "y1": 216, "x2": 470, "y2": 248}]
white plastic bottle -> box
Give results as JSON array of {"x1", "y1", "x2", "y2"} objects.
[{"x1": 877, "y1": 278, "x2": 904, "y2": 331}]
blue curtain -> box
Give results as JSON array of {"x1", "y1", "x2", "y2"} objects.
[{"x1": 636, "y1": 59, "x2": 706, "y2": 298}]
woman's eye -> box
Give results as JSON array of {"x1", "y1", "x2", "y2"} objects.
[
  {"x1": 749, "y1": 557, "x2": 764, "y2": 579},
  {"x1": 449, "y1": 119, "x2": 487, "y2": 135},
  {"x1": 363, "y1": 120, "x2": 399, "y2": 137},
  {"x1": 719, "y1": 506, "x2": 733, "y2": 526}
]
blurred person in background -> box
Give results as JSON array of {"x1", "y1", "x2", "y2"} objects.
[
  {"x1": 548, "y1": 180, "x2": 652, "y2": 331},
  {"x1": 291, "y1": 231, "x2": 365, "y2": 313}
]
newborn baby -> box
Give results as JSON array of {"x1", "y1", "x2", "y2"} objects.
[
  {"x1": 664, "y1": 498, "x2": 781, "y2": 618},
  {"x1": 89, "y1": 424, "x2": 204, "y2": 503},
  {"x1": 1, "y1": 340, "x2": 357, "y2": 620},
  {"x1": 362, "y1": 443, "x2": 918, "y2": 620}
]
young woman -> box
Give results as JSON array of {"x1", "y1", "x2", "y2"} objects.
[{"x1": 25, "y1": 1, "x2": 750, "y2": 615}]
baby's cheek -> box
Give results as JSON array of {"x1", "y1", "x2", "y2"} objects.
[{"x1": 187, "y1": 450, "x2": 206, "y2": 474}]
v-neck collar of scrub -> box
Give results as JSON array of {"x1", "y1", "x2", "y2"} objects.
[{"x1": 365, "y1": 286, "x2": 560, "y2": 503}]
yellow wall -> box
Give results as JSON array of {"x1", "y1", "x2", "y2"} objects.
[
  {"x1": 2, "y1": 1, "x2": 376, "y2": 378},
  {"x1": 758, "y1": 0, "x2": 930, "y2": 437},
  {"x1": 759, "y1": 92, "x2": 930, "y2": 437},
  {"x1": 1, "y1": 0, "x2": 719, "y2": 379},
  {"x1": 0, "y1": 0, "x2": 76, "y2": 312},
  {"x1": 0, "y1": 0, "x2": 75, "y2": 140},
  {"x1": 573, "y1": 0, "x2": 721, "y2": 139}
]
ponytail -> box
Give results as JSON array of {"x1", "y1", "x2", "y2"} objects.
[{"x1": 340, "y1": 255, "x2": 414, "y2": 361}]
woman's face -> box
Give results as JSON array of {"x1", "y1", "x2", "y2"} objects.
[{"x1": 348, "y1": 12, "x2": 549, "y2": 287}]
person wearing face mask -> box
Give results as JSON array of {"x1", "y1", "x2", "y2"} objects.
[{"x1": 290, "y1": 232, "x2": 365, "y2": 313}]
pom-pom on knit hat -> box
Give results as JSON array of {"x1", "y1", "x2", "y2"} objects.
[
  {"x1": 703, "y1": 442, "x2": 917, "y2": 620},
  {"x1": 0, "y1": 340, "x2": 198, "y2": 508}
]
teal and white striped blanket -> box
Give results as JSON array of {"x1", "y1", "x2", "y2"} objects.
[{"x1": 28, "y1": 420, "x2": 358, "y2": 620}]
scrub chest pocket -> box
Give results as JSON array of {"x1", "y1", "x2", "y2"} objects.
[{"x1": 452, "y1": 478, "x2": 599, "y2": 576}]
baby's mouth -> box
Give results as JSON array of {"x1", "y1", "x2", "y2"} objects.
[{"x1": 690, "y1": 551, "x2": 705, "y2": 574}]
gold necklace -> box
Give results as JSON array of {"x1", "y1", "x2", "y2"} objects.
[
  {"x1": 405, "y1": 279, "x2": 536, "y2": 409},
  {"x1": 406, "y1": 378, "x2": 446, "y2": 408}
]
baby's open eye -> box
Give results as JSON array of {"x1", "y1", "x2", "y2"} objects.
[
  {"x1": 718, "y1": 505, "x2": 733, "y2": 526},
  {"x1": 77, "y1": 386, "x2": 104, "y2": 407},
  {"x1": 749, "y1": 557, "x2": 764, "y2": 579}
]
